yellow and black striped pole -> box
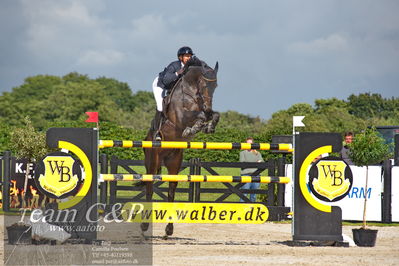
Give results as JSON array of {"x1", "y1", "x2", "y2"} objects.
[
  {"x1": 99, "y1": 140, "x2": 293, "y2": 152},
  {"x1": 100, "y1": 174, "x2": 290, "y2": 184}
]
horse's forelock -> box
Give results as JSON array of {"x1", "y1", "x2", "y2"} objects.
[
  {"x1": 182, "y1": 58, "x2": 217, "y2": 83},
  {"x1": 186, "y1": 56, "x2": 202, "y2": 67}
]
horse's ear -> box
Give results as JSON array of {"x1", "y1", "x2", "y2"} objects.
[{"x1": 214, "y1": 62, "x2": 219, "y2": 74}]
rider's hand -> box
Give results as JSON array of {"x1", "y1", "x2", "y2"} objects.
[{"x1": 176, "y1": 68, "x2": 184, "y2": 76}]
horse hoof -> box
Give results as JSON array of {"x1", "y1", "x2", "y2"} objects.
[
  {"x1": 141, "y1": 223, "x2": 149, "y2": 232},
  {"x1": 165, "y1": 224, "x2": 174, "y2": 236},
  {"x1": 182, "y1": 128, "x2": 192, "y2": 138},
  {"x1": 203, "y1": 126, "x2": 214, "y2": 134}
]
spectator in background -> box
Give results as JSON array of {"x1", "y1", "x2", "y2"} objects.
[
  {"x1": 239, "y1": 137, "x2": 264, "y2": 202},
  {"x1": 340, "y1": 131, "x2": 354, "y2": 165}
]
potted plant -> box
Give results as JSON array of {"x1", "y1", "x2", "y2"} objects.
[{"x1": 348, "y1": 127, "x2": 391, "y2": 247}]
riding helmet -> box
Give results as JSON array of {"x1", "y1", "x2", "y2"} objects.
[{"x1": 177, "y1": 46, "x2": 194, "y2": 57}]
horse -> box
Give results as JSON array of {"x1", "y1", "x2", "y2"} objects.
[{"x1": 142, "y1": 57, "x2": 219, "y2": 238}]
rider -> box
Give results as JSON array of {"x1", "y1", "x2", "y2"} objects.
[{"x1": 152, "y1": 46, "x2": 194, "y2": 140}]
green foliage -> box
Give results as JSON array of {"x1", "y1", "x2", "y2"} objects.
[
  {"x1": 0, "y1": 73, "x2": 152, "y2": 129},
  {"x1": 314, "y1": 97, "x2": 347, "y2": 111},
  {"x1": 0, "y1": 123, "x2": 12, "y2": 151},
  {"x1": 218, "y1": 111, "x2": 263, "y2": 135},
  {"x1": 10, "y1": 117, "x2": 49, "y2": 161},
  {"x1": 264, "y1": 103, "x2": 315, "y2": 135},
  {"x1": 99, "y1": 122, "x2": 147, "y2": 160},
  {"x1": 348, "y1": 93, "x2": 399, "y2": 120},
  {"x1": 95, "y1": 76, "x2": 136, "y2": 112},
  {"x1": 185, "y1": 128, "x2": 246, "y2": 162},
  {"x1": 129, "y1": 91, "x2": 155, "y2": 110},
  {"x1": 349, "y1": 127, "x2": 392, "y2": 167}
]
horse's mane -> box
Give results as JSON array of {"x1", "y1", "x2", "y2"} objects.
[
  {"x1": 183, "y1": 56, "x2": 214, "y2": 77},
  {"x1": 185, "y1": 55, "x2": 203, "y2": 68}
]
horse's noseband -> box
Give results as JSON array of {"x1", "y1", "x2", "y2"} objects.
[{"x1": 201, "y1": 76, "x2": 217, "y2": 82}]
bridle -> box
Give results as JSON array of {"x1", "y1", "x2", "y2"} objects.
[
  {"x1": 201, "y1": 76, "x2": 217, "y2": 82},
  {"x1": 180, "y1": 69, "x2": 217, "y2": 112},
  {"x1": 199, "y1": 75, "x2": 217, "y2": 111}
]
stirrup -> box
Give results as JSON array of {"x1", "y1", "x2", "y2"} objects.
[{"x1": 155, "y1": 131, "x2": 162, "y2": 141}]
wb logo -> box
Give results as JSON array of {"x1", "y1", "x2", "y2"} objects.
[
  {"x1": 320, "y1": 164, "x2": 344, "y2": 186},
  {"x1": 47, "y1": 160, "x2": 73, "y2": 182},
  {"x1": 308, "y1": 157, "x2": 353, "y2": 202},
  {"x1": 34, "y1": 152, "x2": 82, "y2": 199}
]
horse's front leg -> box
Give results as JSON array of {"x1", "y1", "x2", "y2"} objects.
[
  {"x1": 164, "y1": 181, "x2": 178, "y2": 238},
  {"x1": 182, "y1": 112, "x2": 207, "y2": 138},
  {"x1": 203, "y1": 111, "x2": 220, "y2": 134}
]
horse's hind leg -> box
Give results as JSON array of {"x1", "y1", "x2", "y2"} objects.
[
  {"x1": 140, "y1": 181, "x2": 153, "y2": 232},
  {"x1": 163, "y1": 150, "x2": 183, "y2": 238},
  {"x1": 141, "y1": 148, "x2": 161, "y2": 232}
]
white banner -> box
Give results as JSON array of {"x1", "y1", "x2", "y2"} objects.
[
  {"x1": 284, "y1": 164, "x2": 384, "y2": 221},
  {"x1": 334, "y1": 166, "x2": 382, "y2": 221},
  {"x1": 285, "y1": 164, "x2": 294, "y2": 210}
]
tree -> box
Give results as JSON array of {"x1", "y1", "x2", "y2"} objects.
[
  {"x1": 95, "y1": 76, "x2": 136, "y2": 112},
  {"x1": 314, "y1": 106, "x2": 366, "y2": 133},
  {"x1": 349, "y1": 127, "x2": 392, "y2": 229},
  {"x1": 0, "y1": 123, "x2": 12, "y2": 151},
  {"x1": 218, "y1": 111, "x2": 263, "y2": 134},
  {"x1": 10, "y1": 117, "x2": 50, "y2": 204},
  {"x1": 347, "y1": 93, "x2": 396, "y2": 120},
  {"x1": 314, "y1": 97, "x2": 347, "y2": 111}
]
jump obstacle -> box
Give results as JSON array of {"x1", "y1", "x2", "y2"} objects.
[
  {"x1": 100, "y1": 174, "x2": 290, "y2": 183},
  {"x1": 98, "y1": 139, "x2": 292, "y2": 184},
  {"x1": 99, "y1": 140, "x2": 293, "y2": 152},
  {"x1": 38, "y1": 128, "x2": 347, "y2": 243}
]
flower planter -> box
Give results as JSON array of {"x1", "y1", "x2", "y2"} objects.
[
  {"x1": 352, "y1": 228, "x2": 378, "y2": 247},
  {"x1": 6, "y1": 224, "x2": 32, "y2": 245}
]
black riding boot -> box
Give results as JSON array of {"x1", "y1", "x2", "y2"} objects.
[{"x1": 153, "y1": 110, "x2": 163, "y2": 141}]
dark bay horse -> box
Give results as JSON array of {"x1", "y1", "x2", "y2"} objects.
[{"x1": 142, "y1": 57, "x2": 219, "y2": 238}]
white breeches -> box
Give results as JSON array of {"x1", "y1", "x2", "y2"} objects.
[{"x1": 152, "y1": 77, "x2": 163, "y2": 111}]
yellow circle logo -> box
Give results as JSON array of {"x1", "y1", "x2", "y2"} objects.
[
  {"x1": 34, "y1": 151, "x2": 83, "y2": 199},
  {"x1": 308, "y1": 156, "x2": 353, "y2": 202}
]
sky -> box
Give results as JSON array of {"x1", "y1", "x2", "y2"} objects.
[{"x1": 1, "y1": 0, "x2": 398, "y2": 120}]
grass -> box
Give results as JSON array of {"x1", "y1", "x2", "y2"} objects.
[
  {"x1": 271, "y1": 220, "x2": 399, "y2": 227},
  {"x1": 110, "y1": 165, "x2": 271, "y2": 202},
  {"x1": 342, "y1": 221, "x2": 399, "y2": 227}
]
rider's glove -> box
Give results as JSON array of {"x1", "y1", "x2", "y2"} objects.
[{"x1": 176, "y1": 68, "x2": 184, "y2": 76}]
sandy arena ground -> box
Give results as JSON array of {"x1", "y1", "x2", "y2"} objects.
[
  {"x1": 151, "y1": 222, "x2": 399, "y2": 266},
  {"x1": 1, "y1": 214, "x2": 399, "y2": 266}
]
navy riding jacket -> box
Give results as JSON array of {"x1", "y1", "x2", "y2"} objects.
[{"x1": 157, "y1": 60, "x2": 183, "y2": 91}]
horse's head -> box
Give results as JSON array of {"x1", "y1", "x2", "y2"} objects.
[
  {"x1": 183, "y1": 57, "x2": 219, "y2": 113},
  {"x1": 199, "y1": 62, "x2": 218, "y2": 113}
]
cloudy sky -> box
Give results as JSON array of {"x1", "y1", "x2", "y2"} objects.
[{"x1": 1, "y1": 0, "x2": 398, "y2": 119}]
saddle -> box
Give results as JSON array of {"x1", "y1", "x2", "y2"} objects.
[
  {"x1": 152, "y1": 80, "x2": 180, "y2": 140},
  {"x1": 161, "y1": 77, "x2": 184, "y2": 118}
]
